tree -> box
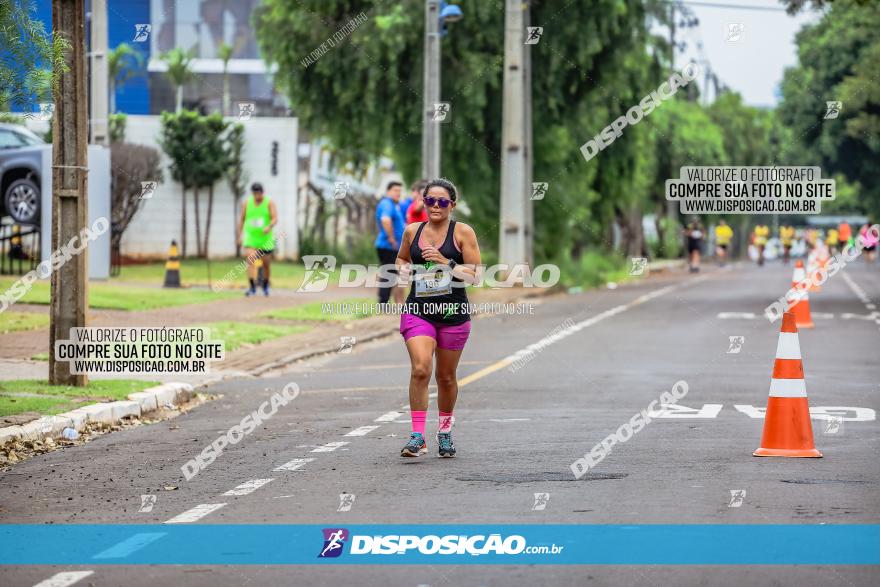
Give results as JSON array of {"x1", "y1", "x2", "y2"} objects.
[
  {"x1": 218, "y1": 42, "x2": 233, "y2": 116},
  {"x1": 778, "y1": 0, "x2": 880, "y2": 218},
  {"x1": 110, "y1": 142, "x2": 163, "y2": 253},
  {"x1": 160, "y1": 48, "x2": 195, "y2": 113},
  {"x1": 224, "y1": 122, "x2": 248, "y2": 256},
  {"x1": 255, "y1": 0, "x2": 661, "y2": 261},
  {"x1": 193, "y1": 113, "x2": 230, "y2": 257},
  {"x1": 107, "y1": 43, "x2": 144, "y2": 113},
  {"x1": 159, "y1": 111, "x2": 200, "y2": 255},
  {"x1": 0, "y1": 0, "x2": 69, "y2": 110}
]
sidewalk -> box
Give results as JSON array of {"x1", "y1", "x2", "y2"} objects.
[{"x1": 0, "y1": 283, "x2": 549, "y2": 384}]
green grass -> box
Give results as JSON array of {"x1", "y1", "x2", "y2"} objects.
[
  {"x1": 0, "y1": 278, "x2": 238, "y2": 311},
  {"x1": 0, "y1": 311, "x2": 49, "y2": 334},
  {"x1": 203, "y1": 321, "x2": 310, "y2": 351},
  {"x1": 31, "y1": 352, "x2": 49, "y2": 361},
  {"x1": 261, "y1": 297, "x2": 375, "y2": 322},
  {"x1": 116, "y1": 259, "x2": 323, "y2": 291},
  {"x1": 0, "y1": 379, "x2": 158, "y2": 418}
]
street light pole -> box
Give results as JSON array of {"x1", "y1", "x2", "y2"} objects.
[
  {"x1": 89, "y1": 0, "x2": 109, "y2": 146},
  {"x1": 421, "y1": 0, "x2": 441, "y2": 180}
]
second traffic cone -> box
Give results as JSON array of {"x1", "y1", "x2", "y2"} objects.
[
  {"x1": 807, "y1": 251, "x2": 822, "y2": 293},
  {"x1": 789, "y1": 260, "x2": 814, "y2": 328},
  {"x1": 753, "y1": 311, "x2": 822, "y2": 457},
  {"x1": 163, "y1": 240, "x2": 181, "y2": 288}
]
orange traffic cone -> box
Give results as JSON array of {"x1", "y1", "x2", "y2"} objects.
[
  {"x1": 789, "y1": 260, "x2": 814, "y2": 328},
  {"x1": 753, "y1": 311, "x2": 822, "y2": 457},
  {"x1": 807, "y1": 253, "x2": 822, "y2": 293}
]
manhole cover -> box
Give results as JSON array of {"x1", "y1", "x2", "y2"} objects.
[{"x1": 456, "y1": 472, "x2": 627, "y2": 483}]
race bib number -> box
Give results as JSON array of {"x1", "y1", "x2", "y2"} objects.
[
  {"x1": 691, "y1": 230, "x2": 703, "y2": 239},
  {"x1": 414, "y1": 265, "x2": 452, "y2": 298},
  {"x1": 251, "y1": 218, "x2": 265, "y2": 228}
]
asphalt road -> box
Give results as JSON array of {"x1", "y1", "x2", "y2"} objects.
[{"x1": 2, "y1": 260, "x2": 878, "y2": 586}]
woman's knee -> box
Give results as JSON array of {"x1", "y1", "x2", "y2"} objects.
[
  {"x1": 411, "y1": 362, "x2": 432, "y2": 382},
  {"x1": 435, "y1": 370, "x2": 457, "y2": 388}
]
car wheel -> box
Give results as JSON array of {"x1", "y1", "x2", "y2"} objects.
[{"x1": 5, "y1": 178, "x2": 41, "y2": 225}]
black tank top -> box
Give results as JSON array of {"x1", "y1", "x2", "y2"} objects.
[{"x1": 406, "y1": 221, "x2": 470, "y2": 325}]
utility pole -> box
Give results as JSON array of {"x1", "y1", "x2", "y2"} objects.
[
  {"x1": 498, "y1": 0, "x2": 532, "y2": 271},
  {"x1": 89, "y1": 0, "x2": 108, "y2": 146},
  {"x1": 50, "y1": 0, "x2": 89, "y2": 386},
  {"x1": 421, "y1": 0, "x2": 441, "y2": 179}
]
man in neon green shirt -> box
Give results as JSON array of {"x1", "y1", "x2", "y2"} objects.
[{"x1": 236, "y1": 182, "x2": 278, "y2": 296}]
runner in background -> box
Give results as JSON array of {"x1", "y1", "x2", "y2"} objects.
[
  {"x1": 779, "y1": 225, "x2": 795, "y2": 264},
  {"x1": 375, "y1": 181, "x2": 406, "y2": 305},
  {"x1": 752, "y1": 224, "x2": 769, "y2": 266},
  {"x1": 714, "y1": 219, "x2": 733, "y2": 267},
  {"x1": 860, "y1": 222, "x2": 878, "y2": 262},
  {"x1": 406, "y1": 179, "x2": 430, "y2": 224},
  {"x1": 838, "y1": 221, "x2": 852, "y2": 252},
  {"x1": 685, "y1": 219, "x2": 704, "y2": 273},
  {"x1": 236, "y1": 182, "x2": 277, "y2": 296},
  {"x1": 825, "y1": 226, "x2": 839, "y2": 255}
]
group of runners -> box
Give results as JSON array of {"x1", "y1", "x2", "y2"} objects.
[{"x1": 684, "y1": 218, "x2": 877, "y2": 272}]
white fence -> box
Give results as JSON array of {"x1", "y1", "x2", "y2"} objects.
[{"x1": 121, "y1": 115, "x2": 299, "y2": 260}]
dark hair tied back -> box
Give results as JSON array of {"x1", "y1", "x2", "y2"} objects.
[{"x1": 423, "y1": 177, "x2": 458, "y2": 201}]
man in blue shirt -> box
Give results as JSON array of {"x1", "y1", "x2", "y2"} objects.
[{"x1": 375, "y1": 181, "x2": 405, "y2": 304}]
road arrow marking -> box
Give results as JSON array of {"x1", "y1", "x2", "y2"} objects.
[
  {"x1": 649, "y1": 404, "x2": 723, "y2": 418},
  {"x1": 734, "y1": 405, "x2": 876, "y2": 421}
]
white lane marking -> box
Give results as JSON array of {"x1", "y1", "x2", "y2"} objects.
[
  {"x1": 734, "y1": 405, "x2": 876, "y2": 421},
  {"x1": 163, "y1": 503, "x2": 227, "y2": 524},
  {"x1": 867, "y1": 303, "x2": 877, "y2": 310},
  {"x1": 375, "y1": 411, "x2": 402, "y2": 422},
  {"x1": 273, "y1": 495, "x2": 297, "y2": 499},
  {"x1": 486, "y1": 418, "x2": 531, "y2": 423},
  {"x1": 649, "y1": 404, "x2": 724, "y2": 418},
  {"x1": 345, "y1": 425, "x2": 380, "y2": 437},
  {"x1": 92, "y1": 532, "x2": 166, "y2": 559},
  {"x1": 274, "y1": 457, "x2": 315, "y2": 471},
  {"x1": 222, "y1": 478, "x2": 274, "y2": 496},
  {"x1": 311, "y1": 441, "x2": 349, "y2": 452},
  {"x1": 32, "y1": 571, "x2": 95, "y2": 587},
  {"x1": 840, "y1": 312, "x2": 880, "y2": 320},
  {"x1": 718, "y1": 311, "x2": 836, "y2": 320}
]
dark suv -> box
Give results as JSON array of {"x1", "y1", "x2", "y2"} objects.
[{"x1": 0, "y1": 122, "x2": 45, "y2": 225}]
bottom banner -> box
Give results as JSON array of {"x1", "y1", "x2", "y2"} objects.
[{"x1": 0, "y1": 524, "x2": 877, "y2": 565}]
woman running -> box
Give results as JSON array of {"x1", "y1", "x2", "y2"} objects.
[{"x1": 395, "y1": 178, "x2": 481, "y2": 458}]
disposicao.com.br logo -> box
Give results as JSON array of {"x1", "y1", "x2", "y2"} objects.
[{"x1": 318, "y1": 528, "x2": 563, "y2": 558}]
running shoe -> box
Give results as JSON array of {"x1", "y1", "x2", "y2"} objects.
[
  {"x1": 437, "y1": 431, "x2": 456, "y2": 458},
  {"x1": 245, "y1": 287, "x2": 257, "y2": 297},
  {"x1": 263, "y1": 286, "x2": 270, "y2": 297},
  {"x1": 400, "y1": 432, "x2": 427, "y2": 457}
]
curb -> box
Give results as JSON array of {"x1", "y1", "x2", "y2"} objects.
[{"x1": 0, "y1": 382, "x2": 195, "y2": 445}]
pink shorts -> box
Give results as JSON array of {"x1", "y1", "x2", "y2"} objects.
[{"x1": 400, "y1": 313, "x2": 471, "y2": 351}]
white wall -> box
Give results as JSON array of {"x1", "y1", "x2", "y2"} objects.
[{"x1": 121, "y1": 115, "x2": 299, "y2": 259}]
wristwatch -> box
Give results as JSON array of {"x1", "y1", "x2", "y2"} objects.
[{"x1": 447, "y1": 259, "x2": 458, "y2": 269}]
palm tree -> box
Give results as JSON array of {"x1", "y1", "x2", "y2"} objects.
[
  {"x1": 107, "y1": 43, "x2": 144, "y2": 113},
  {"x1": 218, "y1": 42, "x2": 233, "y2": 116},
  {"x1": 160, "y1": 48, "x2": 195, "y2": 113}
]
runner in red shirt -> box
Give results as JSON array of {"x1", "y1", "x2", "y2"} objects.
[{"x1": 406, "y1": 179, "x2": 430, "y2": 224}]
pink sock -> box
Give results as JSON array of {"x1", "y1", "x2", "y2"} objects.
[
  {"x1": 438, "y1": 411, "x2": 454, "y2": 433},
  {"x1": 411, "y1": 411, "x2": 427, "y2": 436}
]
